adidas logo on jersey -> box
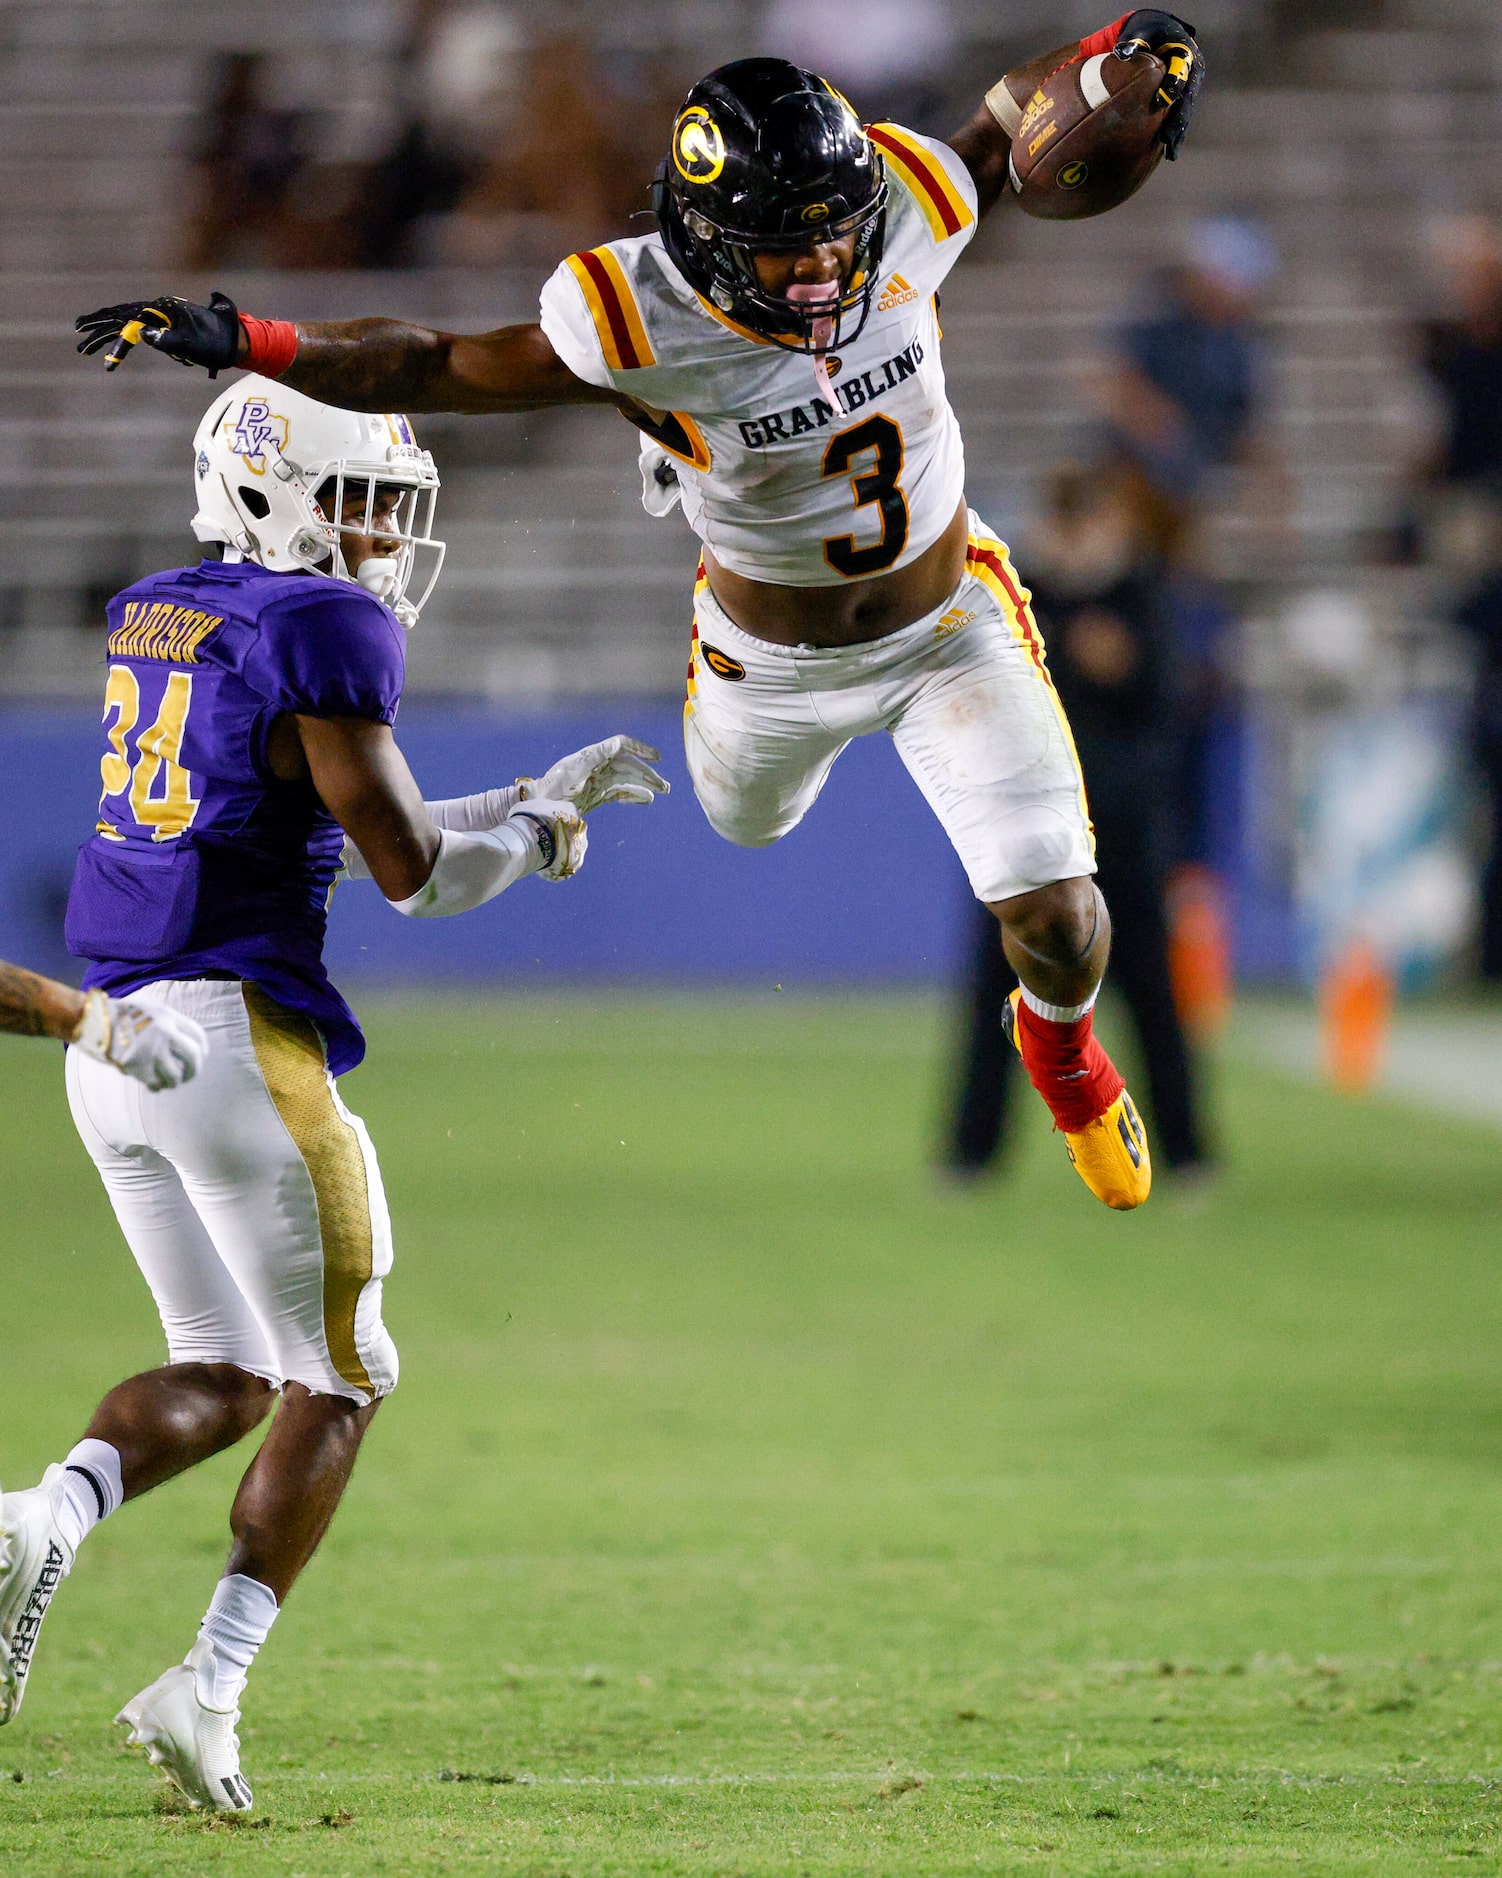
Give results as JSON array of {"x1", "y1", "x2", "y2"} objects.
[
  {"x1": 877, "y1": 273, "x2": 919, "y2": 312},
  {"x1": 934, "y1": 606, "x2": 975, "y2": 640}
]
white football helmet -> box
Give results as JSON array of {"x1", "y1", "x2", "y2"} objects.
[{"x1": 190, "y1": 375, "x2": 445, "y2": 627}]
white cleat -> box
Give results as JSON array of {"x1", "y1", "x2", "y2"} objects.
[
  {"x1": 0, "y1": 1466, "x2": 74, "y2": 1725},
  {"x1": 116, "y1": 1640, "x2": 253, "y2": 1813}
]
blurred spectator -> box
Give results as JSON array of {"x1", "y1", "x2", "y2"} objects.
[
  {"x1": 1419, "y1": 217, "x2": 1502, "y2": 500},
  {"x1": 1098, "y1": 218, "x2": 1282, "y2": 873},
  {"x1": 758, "y1": 0, "x2": 956, "y2": 130},
  {"x1": 1416, "y1": 217, "x2": 1502, "y2": 981},
  {"x1": 1101, "y1": 215, "x2": 1280, "y2": 552},
  {"x1": 182, "y1": 53, "x2": 318, "y2": 269},
  {"x1": 344, "y1": 0, "x2": 505, "y2": 268},
  {"x1": 437, "y1": 29, "x2": 664, "y2": 266},
  {"x1": 945, "y1": 461, "x2": 1213, "y2": 1184}
]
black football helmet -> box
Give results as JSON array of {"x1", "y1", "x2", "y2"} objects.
[{"x1": 654, "y1": 58, "x2": 888, "y2": 353}]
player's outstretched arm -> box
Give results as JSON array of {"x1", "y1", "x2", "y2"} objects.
[
  {"x1": 0, "y1": 958, "x2": 207, "y2": 1088},
  {"x1": 292, "y1": 716, "x2": 589, "y2": 911},
  {"x1": 75, "y1": 291, "x2": 622, "y2": 417},
  {"x1": 947, "y1": 10, "x2": 1203, "y2": 219},
  {"x1": 0, "y1": 958, "x2": 84, "y2": 1041},
  {"x1": 281, "y1": 319, "x2": 622, "y2": 416},
  {"x1": 339, "y1": 734, "x2": 668, "y2": 884}
]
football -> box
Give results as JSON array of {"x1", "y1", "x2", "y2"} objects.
[{"x1": 1006, "y1": 49, "x2": 1170, "y2": 221}]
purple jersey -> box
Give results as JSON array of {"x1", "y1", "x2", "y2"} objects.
[{"x1": 65, "y1": 559, "x2": 406, "y2": 1075}]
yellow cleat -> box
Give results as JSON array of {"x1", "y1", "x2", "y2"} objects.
[
  {"x1": 1005, "y1": 990, "x2": 1152, "y2": 1210},
  {"x1": 1062, "y1": 1089, "x2": 1152, "y2": 1210}
]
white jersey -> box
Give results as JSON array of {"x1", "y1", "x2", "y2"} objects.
[{"x1": 539, "y1": 123, "x2": 979, "y2": 587}]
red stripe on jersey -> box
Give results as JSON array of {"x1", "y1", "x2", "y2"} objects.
[
  {"x1": 576, "y1": 249, "x2": 647, "y2": 371},
  {"x1": 868, "y1": 126, "x2": 966, "y2": 238}
]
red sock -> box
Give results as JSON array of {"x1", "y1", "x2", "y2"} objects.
[{"x1": 1014, "y1": 998, "x2": 1124, "y2": 1133}]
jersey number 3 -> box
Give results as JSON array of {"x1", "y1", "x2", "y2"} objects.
[
  {"x1": 99, "y1": 664, "x2": 202, "y2": 841},
  {"x1": 822, "y1": 415, "x2": 910, "y2": 579}
]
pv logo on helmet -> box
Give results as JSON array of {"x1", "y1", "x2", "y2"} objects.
[
  {"x1": 231, "y1": 400, "x2": 289, "y2": 475},
  {"x1": 674, "y1": 106, "x2": 726, "y2": 183}
]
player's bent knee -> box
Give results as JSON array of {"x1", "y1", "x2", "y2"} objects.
[{"x1": 994, "y1": 875, "x2": 1102, "y2": 964}]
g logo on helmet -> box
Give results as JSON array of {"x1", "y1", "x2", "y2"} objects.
[
  {"x1": 1058, "y1": 161, "x2": 1090, "y2": 190},
  {"x1": 674, "y1": 106, "x2": 726, "y2": 184},
  {"x1": 800, "y1": 202, "x2": 831, "y2": 225}
]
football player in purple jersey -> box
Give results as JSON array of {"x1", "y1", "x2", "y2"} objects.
[{"x1": 0, "y1": 378, "x2": 667, "y2": 1813}]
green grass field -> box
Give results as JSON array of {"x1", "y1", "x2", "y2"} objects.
[{"x1": 3, "y1": 991, "x2": 1502, "y2": 1875}]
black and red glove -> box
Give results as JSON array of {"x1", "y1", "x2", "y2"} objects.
[
  {"x1": 1080, "y1": 11, "x2": 1204, "y2": 159},
  {"x1": 75, "y1": 292, "x2": 297, "y2": 378}
]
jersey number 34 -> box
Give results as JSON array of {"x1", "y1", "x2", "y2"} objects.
[
  {"x1": 822, "y1": 415, "x2": 910, "y2": 579},
  {"x1": 98, "y1": 664, "x2": 202, "y2": 842}
]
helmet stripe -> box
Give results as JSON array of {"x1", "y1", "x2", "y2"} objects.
[
  {"x1": 566, "y1": 248, "x2": 656, "y2": 372},
  {"x1": 867, "y1": 124, "x2": 973, "y2": 241}
]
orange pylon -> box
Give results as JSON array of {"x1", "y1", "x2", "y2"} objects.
[
  {"x1": 1167, "y1": 865, "x2": 1232, "y2": 1040},
  {"x1": 1319, "y1": 939, "x2": 1393, "y2": 1095}
]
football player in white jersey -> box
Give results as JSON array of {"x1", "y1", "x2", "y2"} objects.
[{"x1": 77, "y1": 11, "x2": 1204, "y2": 1208}]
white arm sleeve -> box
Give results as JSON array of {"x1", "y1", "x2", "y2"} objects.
[
  {"x1": 427, "y1": 786, "x2": 522, "y2": 832},
  {"x1": 388, "y1": 823, "x2": 544, "y2": 918},
  {"x1": 342, "y1": 786, "x2": 524, "y2": 881}
]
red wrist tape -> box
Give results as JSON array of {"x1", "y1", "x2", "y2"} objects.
[
  {"x1": 239, "y1": 315, "x2": 298, "y2": 379},
  {"x1": 1079, "y1": 13, "x2": 1132, "y2": 57}
]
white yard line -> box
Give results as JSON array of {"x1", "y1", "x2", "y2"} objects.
[
  {"x1": 7, "y1": 1767, "x2": 1499, "y2": 1792},
  {"x1": 1228, "y1": 1000, "x2": 1502, "y2": 1127}
]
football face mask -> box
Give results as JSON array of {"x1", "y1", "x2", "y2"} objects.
[
  {"x1": 309, "y1": 468, "x2": 444, "y2": 623},
  {"x1": 191, "y1": 376, "x2": 446, "y2": 628}
]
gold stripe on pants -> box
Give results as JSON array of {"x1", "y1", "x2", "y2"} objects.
[{"x1": 242, "y1": 983, "x2": 374, "y2": 1397}]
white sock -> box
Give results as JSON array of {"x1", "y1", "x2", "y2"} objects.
[
  {"x1": 49, "y1": 1439, "x2": 125, "y2": 1554},
  {"x1": 195, "y1": 1573, "x2": 280, "y2": 1710},
  {"x1": 1019, "y1": 984, "x2": 1100, "y2": 1025}
]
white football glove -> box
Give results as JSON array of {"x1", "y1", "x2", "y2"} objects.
[
  {"x1": 72, "y1": 990, "x2": 208, "y2": 1090},
  {"x1": 513, "y1": 798, "x2": 589, "y2": 881},
  {"x1": 517, "y1": 737, "x2": 670, "y2": 814}
]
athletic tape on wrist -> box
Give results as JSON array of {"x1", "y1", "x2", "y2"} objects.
[
  {"x1": 1079, "y1": 13, "x2": 1132, "y2": 58},
  {"x1": 983, "y1": 78, "x2": 1024, "y2": 137},
  {"x1": 239, "y1": 315, "x2": 298, "y2": 378}
]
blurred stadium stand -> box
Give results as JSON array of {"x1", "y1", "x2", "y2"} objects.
[
  {"x1": 1, "y1": 0, "x2": 1497, "y2": 695},
  {"x1": 1, "y1": 0, "x2": 1500, "y2": 984}
]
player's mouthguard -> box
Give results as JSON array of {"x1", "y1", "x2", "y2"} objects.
[{"x1": 786, "y1": 282, "x2": 840, "y2": 405}]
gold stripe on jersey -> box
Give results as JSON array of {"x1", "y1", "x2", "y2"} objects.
[
  {"x1": 108, "y1": 601, "x2": 222, "y2": 664},
  {"x1": 243, "y1": 983, "x2": 377, "y2": 1398},
  {"x1": 966, "y1": 529, "x2": 1094, "y2": 847},
  {"x1": 693, "y1": 290, "x2": 776, "y2": 348},
  {"x1": 565, "y1": 247, "x2": 656, "y2": 371},
  {"x1": 868, "y1": 124, "x2": 974, "y2": 244},
  {"x1": 625, "y1": 404, "x2": 713, "y2": 472}
]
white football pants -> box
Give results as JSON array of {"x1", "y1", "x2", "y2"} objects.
[
  {"x1": 65, "y1": 978, "x2": 397, "y2": 1406},
  {"x1": 684, "y1": 514, "x2": 1096, "y2": 905}
]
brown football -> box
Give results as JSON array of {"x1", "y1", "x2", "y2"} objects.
[{"x1": 1007, "y1": 50, "x2": 1169, "y2": 221}]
